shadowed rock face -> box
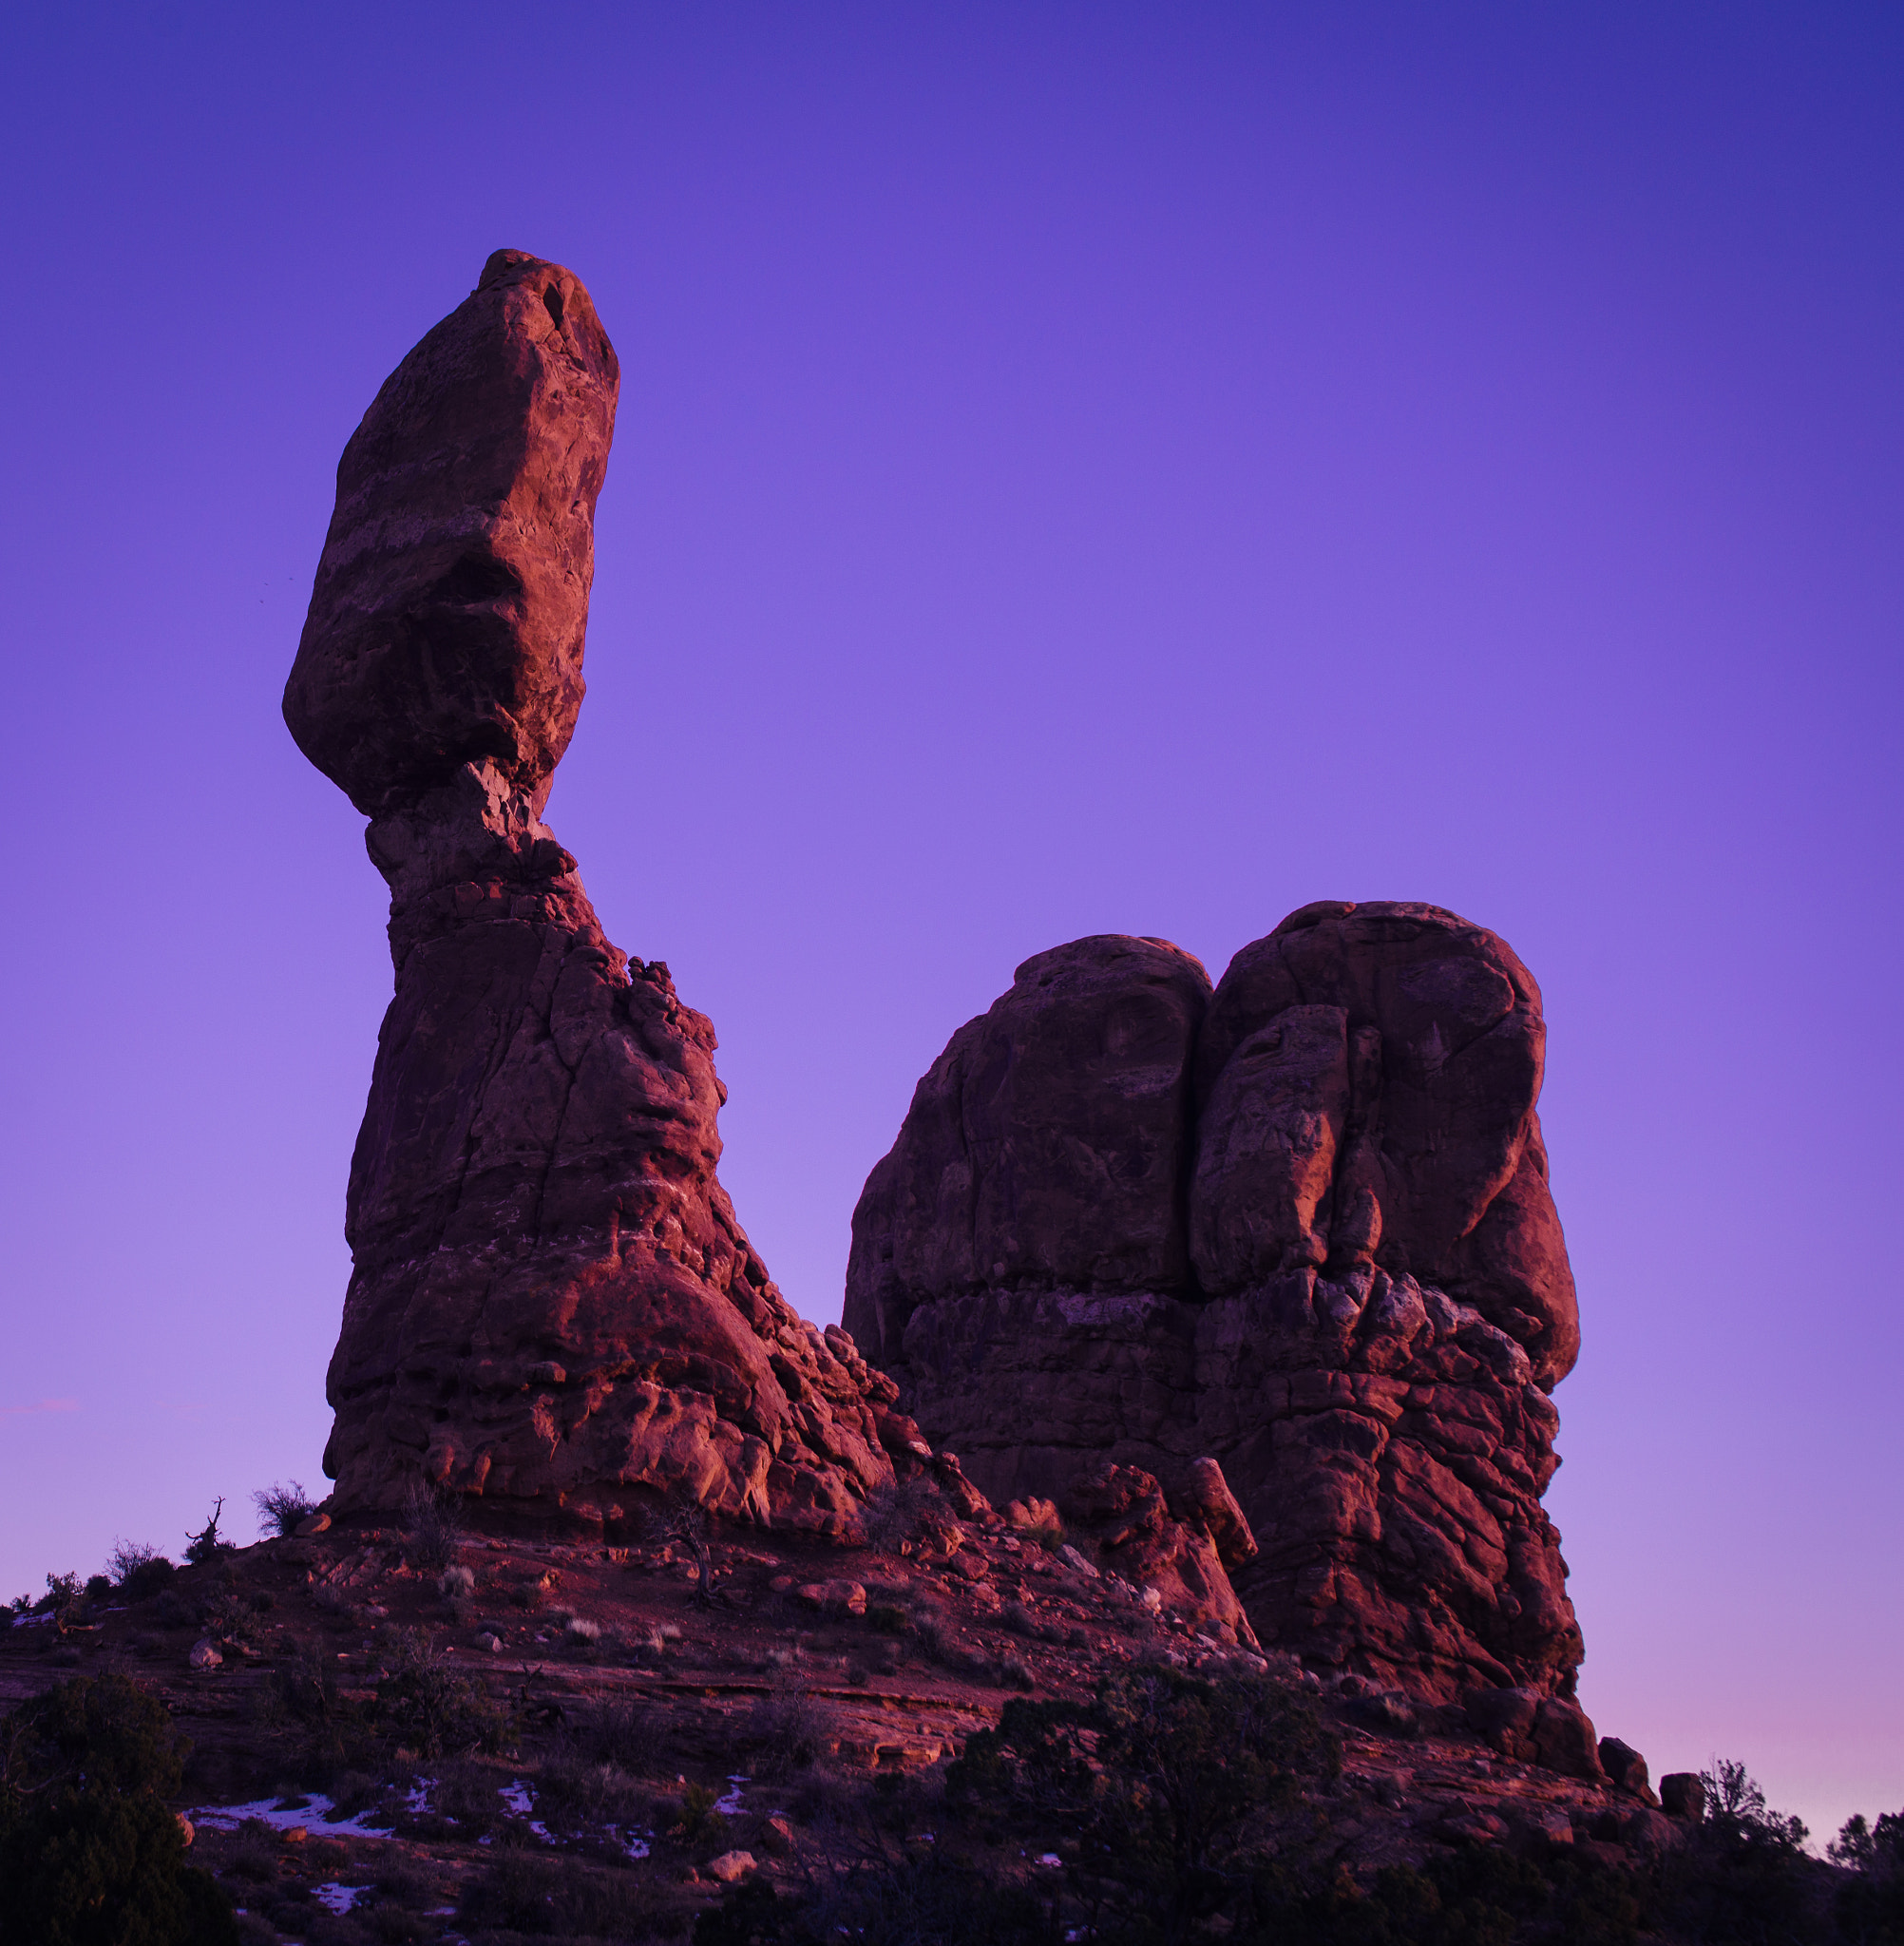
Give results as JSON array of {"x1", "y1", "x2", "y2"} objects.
[
  {"x1": 844, "y1": 902, "x2": 1588, "y2": 1703},
  {"x1": 290, "y1": 253, "x2": 913, "y2": 1536}
]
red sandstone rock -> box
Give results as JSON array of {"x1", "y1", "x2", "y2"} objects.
[
  {"x1": 846, "y1": 934, "x2": 1210, "y2": 1361},
  {"x1": 1194, "y1": 902, "x2": 1577, "y2": 1386},
  {"x1": 285, "y1": 251, "x2": 619, "y2": 818},
  {"x1": 1063, "y1": 1462, "x2": 1257, "y2": 1644},
  {"x1": 843, "y1": 907, "x2": 1586, "y2": 1705},
  {"x1": 293, "y1": 256, "x2": 921, "y2": 1539}
]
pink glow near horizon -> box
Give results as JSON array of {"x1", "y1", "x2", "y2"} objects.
[{"x1": 0, "y1": 2, "x2": 1898, "y2": 1845}]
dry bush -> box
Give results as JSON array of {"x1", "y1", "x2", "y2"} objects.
[
  {"x1": 399, "y1": 1482, "x2": 465, "y2": 1574},
  {"x1": 251, "y1": 1482, "x2": 318, "y2": 1537},
  {"x1": 858, "y1": 1475, "x2": 945, "y2": 1555},
  {"x1": 742, "y1": 1688, "x2": 830, "y2": 1779}
]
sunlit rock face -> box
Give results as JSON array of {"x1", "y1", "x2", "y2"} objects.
[
  {"x1": 290, "y1": 252, "x2": 910, "y2": 1536},
  {"x1": 846, "y1": 903, "x2": 1588, "y2": 1703}
]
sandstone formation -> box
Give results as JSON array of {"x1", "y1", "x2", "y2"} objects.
[
  {"x1": 289, "y1": 252, "x2": 923, "y2": 1536},
  {"x1": 845, "y1": 902, "x2": 1591, "y2": 1725}
]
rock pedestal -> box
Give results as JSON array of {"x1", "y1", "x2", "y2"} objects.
[
  {"x1": 845, "y1": 903, "x2": 1588, "y2": 1701},
  {"x1": 290, "y1": 253, "x2": 908, "y2": 1535}
]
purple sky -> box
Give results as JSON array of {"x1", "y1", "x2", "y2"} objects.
[{"x1": 3, "y1": 3, "x2": 1898, "y2": 1841}]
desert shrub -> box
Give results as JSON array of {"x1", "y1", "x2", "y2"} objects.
[
  {"x1": 39, "y1": 1571, "x2": 87, "y2": 1633},
  {"x1": 201, "y1": 1587, "x2": 262, "y2": 1644},
  {"x1": 0, "y1": 1674, "x2": 238, "y2": 1945},
  {"x1": 274, "y1": 1642, "x2": 373, "y2": 1782},
  {"x1": 458, "y1": 1849, "x2": 659, "y2": 1936},
  {"x1": 1266, "y1": 1850, "x2": 1590, "y2": 1946},
  {"x1": 1022, "y1": 1514, "x2": 1067, "y2": 1553},
  {"x1": 531, "y1": 1750, "x2": 647, "y2": 1833},
  {"x1": 947, "y1": 1666, "x2": 1338, "y2": 1938},
  {"x1": 398, "y1": 1481, "x2": 464, "y2": 1574},
  {"x1": 1703, "y1": 1756, "x2": 1812, "y2": 1851},
  {"x1": 696, "y1": 1851, "x2": 1051, "y2": 1946},
  {"x1": 372, "y1": 1630, "x2": 514, "y2": 1758},
  {"x1": 673, "y1": 1780, "x2": 729, "y2": 1846},
  {"x1": 740, "y1": 1690, "x2": 828, "y2": 1778},
  {"x1": 361, "y1": 1904, "x2": 433, "y2": 1943},
  {"x1": 908, "y1": 1599, "x2": 957, "y2": 1664},
  {"x1": 440, "y1": 1565, "x2": 476, "y2": 1599},
  {"x1": 222, "y1": 1827, "x2": 281, "y2": 1883},
  {"x1": 150, "y1": 1588, "x2": 196, "y2": 1629},
  {"x1": 638, "y1": 1485, "x2": 717, "y2": 1608},
  {"x1": 1831, "y1": 1806, "x2": 1904, "y2": 1943},
  {"x1": 564, "y1": 1615, "x2": 601, "y2": 1645},
  {"x1": 253, "y1": 1480, "x2": 318, "y2": 1537},
  {"x1": 858, "y1": 1475, "x2": 944, "y2": 1555},
  {"x1": 1642, "y1": 1759, "x2": 1820, "y2": 1946},
  {"x1": 109, "y1": 1539, "x2": 177, "y2": 1601},
  {"x1": 570, "y1": 1697, "x2": 657, "y2": 1771},
  {"x1": 184, "y1": 1498, "x2": 235, "y2": 1565},
  {"x1": 371, "y1": 1858, "x2": 438, "y2": 1907}
]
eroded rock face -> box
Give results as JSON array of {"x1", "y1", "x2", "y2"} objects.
[
  {"x1": 292, "y1": 253, "x2": 908, "y2": 1536},
  {"x1": 844, "y1": 902, "x2": 1586, "y2": 1701}
]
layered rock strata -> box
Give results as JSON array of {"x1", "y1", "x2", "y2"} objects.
[
  {"x1": 845, "y1": 904, "x2": 1590, "y2": 1712},
  {"x1": 288, "y1": 252, "x2": 917, "y2": 1535}
]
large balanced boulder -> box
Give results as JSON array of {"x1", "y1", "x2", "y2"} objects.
[
  {"x1": 844, "y1": 901, "x2": 1587, "y2": 1702},
  {"x1": 291, "y1": 253, "x2": 910, "y2": 1536}
]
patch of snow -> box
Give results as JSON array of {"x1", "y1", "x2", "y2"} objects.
[
  {"x1": 497, "y1": 1778, "x2": 554, "y2": 1842},
  {"x1": 1038, "y1": 1853, "x2": 1063, "y2": 1867},
  {"x1": 313, "y1": 1882, "x2": 371, "y2": 1914},
  {"x1": 187, "y1": 1795, "x2": 398, "y2": 1840},
  {"x1": 714, "y1": 1774, "x2": 750, "y2": 1815}
]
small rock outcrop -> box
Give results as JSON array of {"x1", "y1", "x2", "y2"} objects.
[
  {"x1": 289, "y1": 253, "x2": 919, "y2": 1536},
  {"x1": 845, "y1": 902, "x2": 1589, "y2": 1705}
]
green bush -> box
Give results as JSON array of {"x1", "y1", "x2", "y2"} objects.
[
  {"x1": 0, "y1": 1674, "x2": 237, "y2": 1945},
  {"x1": 945, "y1": 1665, "x2": 1338, "y2": 1939},
  {"x1": 372, "y1": 1629, "x2": 514, "y2": 1758}
]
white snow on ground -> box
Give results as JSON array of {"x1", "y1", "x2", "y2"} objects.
[
  {"x1": 498, "y1": 1778, "x2": 555, "y2": 1841},
  {"x1": 313, "y1": 1882, "x2": 371, "y2": 1914},
  {"x1": 715, "y1": 1775, "x2": 749, "y2": 1815},
  {"x1": 187, "y1": 1795, "x2": 398, "y2": 1840}
]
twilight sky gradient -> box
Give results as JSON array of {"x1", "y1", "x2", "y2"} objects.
[{"x1": 2, "y1": 2, "x2": 1898, "y2": 1841}]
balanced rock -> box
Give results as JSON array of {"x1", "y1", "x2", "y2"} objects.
[
  {"x1": 845, "y1": 902, "x2": 1586, "y2": 1702},
  {"x1": 290, "y1": 254, "x2": 916, "y2": 1536},
  {"x1": 286, "y1": 250, "x2": 618, "y2": 818}
]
